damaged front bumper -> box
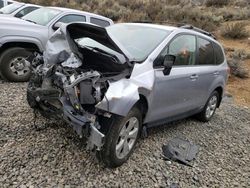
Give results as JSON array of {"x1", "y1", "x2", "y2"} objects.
[{"x1": 27, "y1": 68, "x2": 105, "y2": 150}]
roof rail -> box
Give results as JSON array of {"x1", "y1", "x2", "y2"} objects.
[
  {"x1": 180, "y1": 24, "x2": 216, "y2": 40},
  {"x1": 132, "y1": 20, "x2": 186, "y2": 26}
]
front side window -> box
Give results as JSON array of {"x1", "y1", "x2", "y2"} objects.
[
  {"x1": 90, "y1": 17, "x2": 110, "y2": 27},
  {"x1": 168, "y1": 35, "x2": 196, "y2": 66},
  {"x1": 22, "y1": 8, "x2": 61, "y2": 26},
  {"x1": 197, "y1": 37, "x2": 214, "y2": 65},
  {"x1": 58, "y1": 14, "x2": 86, "y2": 24}
]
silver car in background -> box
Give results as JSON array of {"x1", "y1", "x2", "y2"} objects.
[
  {"x1": 0, "y1": 0, "x2": 16, "y2": 8},
  {"x1": 0, "y1": 7, "x2": 113, "y2": 82},
  {"x1": 27, "y1": 23, "x2": 229, "y2": 167},
  {"x1": 0, "y1": 2, "x2": 41, "y2": 18}
]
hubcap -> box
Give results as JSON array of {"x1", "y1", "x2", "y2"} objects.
[
  {"x1": 115, "y1": 117, "x2": 139, "y2": 159},
  {"x1": 9, "y1": 57, "x2": 30, "y2": 76},
  {"x1": 206, "y1": 95, "x2": 218, "y2": 119}
]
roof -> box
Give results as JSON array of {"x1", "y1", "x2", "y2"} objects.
[
  {"x1": 119, "y1": 23, "x2": 217, "y2": 42},
  {"x1": 24, "y1": 4, "x2": 42, "y2": 7},
  {"x1": 48, "y1": 6, "x2": 112, "y2": 22},
  {"x1": 122, "y1": 23, "x2": 177, "y2": 31}
]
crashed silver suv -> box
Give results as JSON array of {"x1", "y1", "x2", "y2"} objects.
[{"x1": 27, "y1": 23, "x2": 228, "y2": 167}]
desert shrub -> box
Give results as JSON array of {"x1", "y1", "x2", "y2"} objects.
[
  {"x1": 155, "y1": 5, "x2": 222, "y2": 31},
  {"x1": 205, "y1": 0, "x2": 230, "y2": 7},
  {"x1": 215, "y1": 7, "x2": 250, "y2": 21},
  {"x1": 231, "y1": 0, "x2": 250, "y2": 7},
  {"x1": 221, "y1": 22, "x2": 249, "y2": 39},
  {"x1": 228, "y1": 58, "x2": 249, "y2": 78},
  {"x1": 19, "y1": 0, "x2": 224, "y2": 31},
  {"x1": 230, "y1": 49, "x2": 250, "y2": 60}
]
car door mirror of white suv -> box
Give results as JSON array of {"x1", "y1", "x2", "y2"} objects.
[
  {"x1": 163, "y1": 55, "x2": 175, "y2": 75},
  {"x1": 52, "y1": 22, "x2": 63, "y2": 30}
]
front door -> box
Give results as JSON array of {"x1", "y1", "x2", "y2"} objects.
[{"x1": 146, "y1": 34, "x2": 200, "y2": 123}]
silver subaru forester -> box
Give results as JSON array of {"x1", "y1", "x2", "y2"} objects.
[{"x1": 27, "y1": 22, "x2": 228, "y2": 167}]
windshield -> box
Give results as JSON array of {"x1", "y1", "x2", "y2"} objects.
[
  {"x1": 0, "y1": 3, "x2": 24, "y2": 14},
  {"x1": 107, "y1": 24, "x2": 171, "y2": 61},
  {"x1": 22, "y1": 7, "x2": 61, "y2": 26}
]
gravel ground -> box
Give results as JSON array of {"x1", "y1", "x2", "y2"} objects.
[{"x1": 0, "y1": 81, "x2": 249, "y2": 188}]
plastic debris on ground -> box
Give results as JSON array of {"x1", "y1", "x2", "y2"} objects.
[{"x1": 162, "y1": 137, "x2": 199, "y2": 167}]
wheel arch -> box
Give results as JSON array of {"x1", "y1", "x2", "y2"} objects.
[
  {"x1": 136, "y1": 94, "x2": 149, "y2": 122},
  {"x1": 0, "y1": 42, "x2": 41, "y2": 56},
  {"x1": 214, "y1": 86, "x2": 223, "y2": 107}
]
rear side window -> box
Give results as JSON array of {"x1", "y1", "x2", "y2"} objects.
[
  {"x1": 168, "y1": 35, "x2": 196, "y2": 66},
  {"x1": 90, "y1": 17, "x2": 110, "y2": 27},
  {"x1": 197, "y1": 37, "x2": 214, "y2": 65},
  {"x1": 58, "y1": 14, "x2": 86, "y2": 23},
  {"x1": 213, "y1": 42, "x2": 224, "y2": 64}
]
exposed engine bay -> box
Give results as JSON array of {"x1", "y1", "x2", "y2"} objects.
[{"x1": 28, "y1": 47, "x2": 133, "y2": 149}]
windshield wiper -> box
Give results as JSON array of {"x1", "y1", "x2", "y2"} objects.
[{"x1": 22, "y1": 19, "x2": 37, "y2": 24}]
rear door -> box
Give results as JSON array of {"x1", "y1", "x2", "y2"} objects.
[{"x1": 193, "y1": 37, "x2": 219, "y2": 106}]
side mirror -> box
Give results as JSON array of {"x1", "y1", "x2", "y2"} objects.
[
  {"x1": 52, "y1": 22, "x2": 63, "y2": 30},
  {"x1": 163, "y1": 55, "x2": 175, "y2": 75}
]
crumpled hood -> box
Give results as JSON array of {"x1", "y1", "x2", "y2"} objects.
[
  {"x1": 65, "y1": 22, "x2": 131, "y2": 62},
  {"x1": 44, "y1": 22, "x2": 131, "y2": 66}
]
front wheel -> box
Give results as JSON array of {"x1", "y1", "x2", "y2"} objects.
[
  {"x1": 196, "y1": 91, "x2": 219, "y2": 122},
  {"x1": 97, "y1": 106, "x2": 142, "y2": 168},
  {"x1": 0, "y1": 47, "x2": 32, "y2": 82}
]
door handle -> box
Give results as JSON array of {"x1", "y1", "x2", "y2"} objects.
[
  {"x1": 190, "y1": 74, "x2": 198, "y2": 80},
  {"x1": 213, "y1": 71, "x2": 219, "y2": 76}
]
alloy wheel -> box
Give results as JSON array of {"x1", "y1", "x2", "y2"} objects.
[
  {"x1": 115, "y1": 117, "x2": 139, "y2": 159},
  {"x1": 205, "y1": 95, "x2": 218, "y2": 119}
]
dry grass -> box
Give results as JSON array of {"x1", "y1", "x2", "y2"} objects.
[
  {"x1": 221, "y1": 22, "x2": 249, "y2": 39},
  {"x1": 228, "y1": 58, "x2": 249, "y2": 78},
  {"x1": 205, "y1": 0, "x2": 230, "y2": 7}
]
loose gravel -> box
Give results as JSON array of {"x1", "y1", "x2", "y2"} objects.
[{"x1": 0, "y1": 81, "x2": 249, "y2": 188}]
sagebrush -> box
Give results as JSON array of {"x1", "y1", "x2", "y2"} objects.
[{"x1": 221, "y1": 22, "x2": 249, "y2": 39}]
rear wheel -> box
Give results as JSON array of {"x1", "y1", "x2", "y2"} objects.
[
  {"x1": 0, "y1": 47, "x2": 32, "y2": 82},
  {"x1": 97, "y1": 106, "x2": 142, "y2": 168},
  {"x1": 196, "y1": 91, "x2": 219, "y2": 122}
]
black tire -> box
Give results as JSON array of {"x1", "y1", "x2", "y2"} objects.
[
  {"x1": 196, "y1": 91, "x2": 219, "y2": 122},
  {"x1": 0, "y1": 47, "x2": 32, "y2": 82},
  {"x1": 97, "y1": 106, "x2": 142, "y2": 168}
]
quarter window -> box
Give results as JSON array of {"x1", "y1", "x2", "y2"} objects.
[
  {"x1": 197, "y1": 37, "x2": 214, "y2": 65},
  {"x1": 90, "y1": 17, "x2": 110, "y2": 27},
  {"x1": 213, "y1": 42, "x2": 224, "y2": 64},
  {"x1": 58, "y1": 14, "x2": 86, "y2": 24},
  {"x1": 168, "y1": 35, "x2": 196, "y2": 66}
]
